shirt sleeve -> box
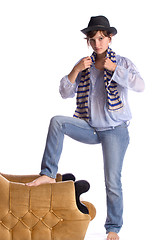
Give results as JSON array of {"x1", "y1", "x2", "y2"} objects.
[
  {"x1": 59, "y1": 73, "x2": 81, "y2": 99},
  {"x1": 59, "y1": 75, "x2": 76, "y2": 99},
  {"x1": 112, "y1": 56, "x2": 145, "y2": 92}
]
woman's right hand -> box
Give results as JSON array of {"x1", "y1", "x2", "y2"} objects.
[
  {"x1": 68, "y1": 57, "x2": 92, "y2": 83},
  {"x1": 74, "y1": 57, "x2": 92, "y2": 73}
]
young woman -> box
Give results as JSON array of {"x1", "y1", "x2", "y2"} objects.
[{"x1": 27, "y1": 16, "x2": 145, "y2": 240}]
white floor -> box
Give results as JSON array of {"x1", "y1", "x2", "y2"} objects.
[
  {"x1": 85, "y1": 232, "x2": 106, "y2": 240},
  {"x1": 84, "y1": 223, "x2": 107, "y2": 240}
]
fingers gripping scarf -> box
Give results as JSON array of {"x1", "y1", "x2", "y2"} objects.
[{"x1": 73, "y1": 47, "x2": 123, "y2": 121}]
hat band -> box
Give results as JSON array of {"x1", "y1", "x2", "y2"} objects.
[{"x1": 89, "y1": 24, "x2": 108, "y2": 28}]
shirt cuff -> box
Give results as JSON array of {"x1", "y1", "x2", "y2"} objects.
[{"x1": 63, "y1": 75, "x2": 76, "y2": 87}]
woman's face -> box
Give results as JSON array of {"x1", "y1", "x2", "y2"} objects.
[{"x1": 89, "y1": 31, "x2": 111, "y2": 55}]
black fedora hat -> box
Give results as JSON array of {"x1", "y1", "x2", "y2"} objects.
[{"x1": 81, "y1": 15, "x2": 117, "y2": 36}]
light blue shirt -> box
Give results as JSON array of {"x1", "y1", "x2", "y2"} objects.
[{"x1": 59, "y1": 55, "x2": 145, "y2": 131}]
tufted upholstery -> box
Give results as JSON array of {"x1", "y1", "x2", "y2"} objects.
[{"x1": 0, "y1": 173, "x2": 95, "y2": 240}]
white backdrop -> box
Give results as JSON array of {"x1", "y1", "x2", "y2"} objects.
[{"x1": 0, "y1": 0, "x2": 160, "y2": 239}]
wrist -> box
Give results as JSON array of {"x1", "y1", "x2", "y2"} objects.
[
  {"x1": 112, "y1": 63, "x2": 117, "y2": 72},
  {"x1": 68, "y1": 66, "x2": 79, "y2": 83},
  {"x1": 73, "y1": 65, "x2": 80, "y2": 74}
]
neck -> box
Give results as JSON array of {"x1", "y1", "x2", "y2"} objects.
[{"x1": 96, "y1": 50, "x2": 107, "y2": 60}]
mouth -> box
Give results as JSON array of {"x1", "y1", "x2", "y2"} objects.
[{"x1": 95, "y1": 48, "x2": 102, "y2": 52}]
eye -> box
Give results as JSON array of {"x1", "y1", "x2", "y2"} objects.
[{"x1": 99, "y1": 37, "x2": 104, "y2": 41}]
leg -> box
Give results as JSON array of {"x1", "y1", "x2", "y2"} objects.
[
  {"x1": 26, "y1": 116, "x2": 100, "y2": 186},
  {"x1": 98, "y1": 124, "x2": 129, "y2": 236}
]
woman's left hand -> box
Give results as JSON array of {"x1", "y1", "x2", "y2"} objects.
[{"x1": 104, "y1": 58, "x2": 117, "y2": 72}]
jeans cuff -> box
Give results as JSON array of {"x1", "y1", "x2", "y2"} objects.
[{"x1": 40, "y1": 171, "x2": 56, "y2": 179}]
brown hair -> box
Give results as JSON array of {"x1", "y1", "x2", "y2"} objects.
[{"x1": 85, "y1": 30, "x2": 112, "y2": 45}]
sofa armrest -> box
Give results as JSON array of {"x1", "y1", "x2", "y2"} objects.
[
  {"x1": 0, "y1": 173, "x2": 62, "y2": 183},
  {"x1": 81, "y1": 201, "x2": 96, "y2": 221}
]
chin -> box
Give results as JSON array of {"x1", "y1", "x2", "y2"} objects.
[{"x1": 96, "y1": 50, "x2": 106, "y2": 55}]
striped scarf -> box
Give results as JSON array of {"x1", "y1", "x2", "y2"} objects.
[{"x1": 73, "y1": 47, "x2": 123, "y2": 121}]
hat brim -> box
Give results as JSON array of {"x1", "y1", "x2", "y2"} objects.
[{"x1": 81, "y1": 25, "x2": 117, "y2": 36}]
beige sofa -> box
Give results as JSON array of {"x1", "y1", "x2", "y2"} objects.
[{"x1": 0, "y1": 173, "x2": 96, "y2": 240}]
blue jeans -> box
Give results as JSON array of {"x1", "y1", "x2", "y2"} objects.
[{"x1": 40, "y1": 115, "x2": 130, "y2": 233}]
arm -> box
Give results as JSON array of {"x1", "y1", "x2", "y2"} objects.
[
  {"x1": 59, "y1": 75, "x2": 77, "y2": 99},
  {"x1": 68, "y1": 57, "x2": 92, "y2": 83},
  {"x1": 112, "y1": 56, "x2": 145, "y2": 92},
  {"x1": 59, "y1": 57, "x2": 92, "y2": 99}
]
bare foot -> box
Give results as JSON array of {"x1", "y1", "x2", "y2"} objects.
[
  {"x1": 26, "y1": 175, "x2": 56, "y2": 187},
  {"x1": 107, "y1": 232, "x2": 119, "y2": 240}
]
